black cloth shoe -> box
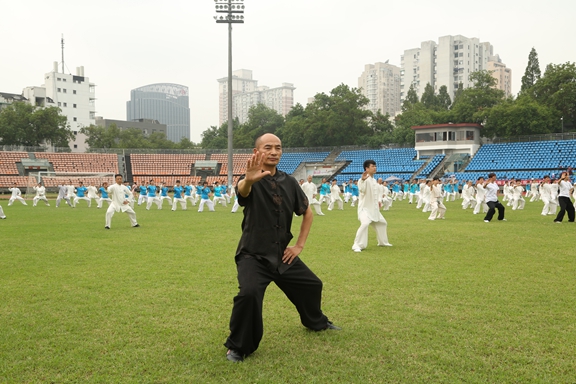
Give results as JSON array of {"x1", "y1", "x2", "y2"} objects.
[
  {"x1": 318, "y1": 321, "x2": 341, "y2": 331},
  {"x1": 226, "y1": 349, "x2": 244, "y2": 362},
  {"x1": 104, "y1": 226, "x2": 110, "y2": 229},
  {"x1": 133, "y1": 224, "x2": 140, "y2": 228}
]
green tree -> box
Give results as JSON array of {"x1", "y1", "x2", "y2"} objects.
[
  {"x1": 361, "y1": 110, "x2": 395, "y2": 147},
  {"x1": 234, "y1": 104, "x2": 285, "y2": 148},
  {"x1": 483, "y1": 96, "x2": 558, "y2": 138},
  {"x1": 520, "y1": 48, "x2": 541, "y2": 94},
  {"x1": 420, "y1": 83, "x2": 438, "y2": 110},
  {"x1": 200, "y1": 118, "x2": 241, "y2": 149},
  {"x1": 277, "y1": 103, "x2": 307, "y2": 147},
  {"x1": 402, "y1": 84, "x2": 419, "y2": 111},
  {"x1": 0, "y1": 102, "x2": 74, "y2": 147},
  {"x1": 531, "y1": 62, "x2": 576, "y2": 131},
  {"x1": 79, "y1": 123, "x2": 121, "y2": 149},
  {"x1": 437, "y1": 85, "x2": 452, "y2": 110}
]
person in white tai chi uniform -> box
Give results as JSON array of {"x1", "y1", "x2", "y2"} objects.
[
  {"x1": 351, "y1": 160, "x2": 392, "y2": 253},
  {"x1": 55, "y1": 184, "x2": 71, "y2": 207},
  {"x1": 300, "y1": 175, "x2": 324, "y2": 216},
  {"x1": 511, "y1": 179, "x2": 526, "y2": 210},
  {"x1": 428, "y1": 177, "x2": 446, "y2": 220},
  {"x1": 0, "y1": 204, "x2": 6, "y2": 219},
  {"x1": 8, "y1": 183, "x2": 27, "y2": 206},
  {"x1": 32, "y1": 183, "x2": 50, "y2": 207},
  {"x1": 473, "y1": 177, "x2": 488, "y2": 215},
  {"x1": 87, "y1": 183, "x2": 99, "y2": 207},
  {"x1": 327, "y1": 179, "x2": 344, "y2": 211},
  {"x1": 105, "y1": 174, "x2": 139, "y2": 229}
]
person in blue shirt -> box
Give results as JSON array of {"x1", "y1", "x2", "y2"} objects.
[
  {"x1": 138, "y1": 181, "x2": 148, "y2": 206},
  {"x1": 221, "y1": 183, "x2": 231, "y2": 204},
  {"x1": 172, "y1": 180, "x2": 187, "y2": 211},
  {"x1": 213, "y1": 181, "x2": 227, "y2": 207},
  {"x1": 319, "y1": 178, "x2": 331, "y2": 205},
  {"x1": 343, "y1": 179, "x2": 352, "y2": 203},
  {"x1": 159, "y1": 181, "x2": 173, "y2": 208},
  {"x1": 184, "y1": 181, "x2": 196, "y2": 206},
  {"x1": 146, "y1": 179, "x2": 162, "y2": 210},
  {"x1": 350, "y1": 180, "x2": 359, "y2": 207},
  {"x1": 73, "y1": 181, "x2": 91, "y2": 208},
  {"x1": 409, "y1": 181, "x2": 418, "y2": 204},
  {"x1": 97, "y1": 182, "x2": 112, "y2": 208},
  {"x1": 402, "y1": 182, "x2": 409, "y2": 200},
  {"x1": 198, "y1": 181, "x2": 215, "y2": 212}
]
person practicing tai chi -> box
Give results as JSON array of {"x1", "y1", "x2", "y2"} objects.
[
  {"x1": 8, "y1": 183, "x2": 27, "y2": 206},
  {"x1": 105, "y1": 174, "x2": 139, "y2": 229},
  {"x1": 224, "y1": 133, "x2": 340, "y2": 363},
  {"x1": 483, "y1": 173, "x2": 506, "y2": 222},
  {"x1": 351, "y1": 160, "x2": 392, "y2": 253},
  {"x1": 171, "y1": 180, "x2": 187, "y2": 211},
  {"x1": 145, "y1": 180, "x2": 162, "y2": 210},
  {"x1": 554, "y1": 172, "x2": 575, "y2": 223},
  {"x1": 300, "y1": 176, "x2": 324, "y2": 216},
  {"x1": 428, "y1": 177, "x2": 446, "y2": 220},
  {"x1": 32, "y1": 183, "x2": 50, "y2": 207},
  {"x1": 197, "y1": 182, "x2": 215, "y2": 212},
  {"x1": 55, "y1": 183, "x2": 71, "y2": 208},
  {"x1": 0, "y1": 204, "x2": 6, "y2": 219},
  {"x1": 73, "y1": 181, "x2": 91, "y2": 208},
  {"x1": 327, "y1": 179, "x2": 344, "y2": 211},
  {"x1": 97, "y1": 182, "x2": 113, "y2": 208}
]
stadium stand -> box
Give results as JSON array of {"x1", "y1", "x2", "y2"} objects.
[
  {"x1": 416, "y1": 154, "x2": 445, "y2": 179},
  {"x1": 130, "y1": 154, "x2": 205, "y2": 176},
  {"x1": 0, "y1": 151, "x2": 29, "y2": 187},
  {"x1": 132, "y1": 175, "x2": 201, "y2": 187},
  {"x1": 34, "y1": 153, "x2": 119, "y2": 173},
  {"x1": 210, "y1": 154, "x2": 252, "y2": 176},
  {"x1": 334, "y1": 148, "x2": 425, "y2": 183},
  {"x1": 452, "y1": 140, "x2": 576, "y2": 181},
  {"x1": 277, "y1": 152, "x2": 331, "y2": 174}
]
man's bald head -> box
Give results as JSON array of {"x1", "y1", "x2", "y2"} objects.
[{"x1": 255, "y1": 133, "x2": 281, "y2": 149}]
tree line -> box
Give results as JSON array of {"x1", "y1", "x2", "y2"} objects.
[{"x1": 1, "y1": 48, "x2": 573, "y2": 150}]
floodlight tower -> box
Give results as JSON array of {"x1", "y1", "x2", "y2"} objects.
[{"x1": 214, "y1": 0, "x2": 245, "y2": 188}]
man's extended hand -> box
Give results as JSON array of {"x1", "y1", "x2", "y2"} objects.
[
  {"x1": 245, "y1": 152, "x2": 271, "y2": 183},
  {"x1": 282, "y1": 245, "x2": 302, "y2": 264}
]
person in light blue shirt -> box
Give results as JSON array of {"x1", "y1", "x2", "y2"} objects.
[
  {"x1": 343, "y1": 179, "x2": 352, "y2": 203},
  {"x1": 138, "y1": 181, "x2": 148, "y2": 205},
  {"x1": 159, "y1": 181, "x2": 173, "y2": 208},
  {"x1": 221, "y1": 183, "x2": 231, "y2": 204},
  {"x1": 403, "y1": 182, "x2": 409, "y2": 200},
  {"x1": 409, "y1": 181, "x2": 418, "y2": 204},
  {"x1": 97, "y1": 182, "x2": 113, "y2": 208},
  {"x1": 350, "y1": 180, "x2": 359, "y2": 207},
  {"x1": 319, "y1": 178, "x2": 331, "y2": 205},
  {"x1": 213, "y1": 181, "x2": 227, "y2": 207},
  {"x1": 172, "y1": 180, "x2": 187, "y2": 211},
  {"x1": 146, "y1": 179, "x2": 162, "y2": 210},
  {"x1": 73, "y1": 181, "x2": 92, "y2": 208},
  {"x1": 185, "y1": 181, "x2": 197, "y2": 206},
  {"x1": 198, "y1": 181, "x2": 215, "y2": 212}
]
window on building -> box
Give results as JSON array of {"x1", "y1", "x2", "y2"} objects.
[
  {"x1": 63, "y1": 103, "x2": 67, "y2": 107},
  {"x1": 58, "y1": 102, "x2": 61, "y2": 106},
  {"x1": 457, "y1": 131, "x2": 465, "y2": 140},
  {"x1": 73, "y1": 90, "x2": 76, "y2": 94},
  {"x1": 466, "y1": 131, "x2": 475, "y2": 140},
  {"x1": 73, "y1": 117, "x2": 77, "y2": 122},
  {"x1": 73, "y1": 104, "x2": 77, "y2": 108},
  {"x1": 63, "y1": 89, "x2": 67, "y2": 93},
  {"x1": 57, "y1": 88, "x2": 61, "y2": 92},
  {"x1": 459, "y1": 53, "x2": 463, "y2": 57},
  {"x1": 416, "y1": 132, "x2": 434, "y2": 142},
  {"x1": 73, "y1": 131, "x2": 78, "y2": 135},
  {"x1": 63, "y1": 78, "x2": 66, "y2": 82},
  {"x1": 459, "y1": 44, "x2": 463, "y2": 49},
  {"x1": 74, "y1": 144, "x2": 77, "y2": 149},
  {"x1": 57, "y1": 78, "x2": 61, "y2": 81},
  {"x1": 448, "y1": 131, "x2": 456, "y2": 141}
]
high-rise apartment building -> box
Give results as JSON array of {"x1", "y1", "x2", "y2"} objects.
[
  {"x1": 487, "y1": 55, "x2": 512, "y2": 97},
  {"x1": 126, "y1": 83, "x2": 190, "y2": 143},
  {"x1": 217, "y1": 69, "x2": 295, "y2": 125},
  {"x1": 358, "y1": 62, "x2": 402, "y2": 117},
  {"x1": 22, "y1": 62, "x2": 96, "y2": 152},
  {"x1": 401, "y1": 35, "x2": 506, "y2": 102}
]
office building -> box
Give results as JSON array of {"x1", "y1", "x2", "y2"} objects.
[{"x1": 126, "y1": 83, "x2": 190, "y2": 143}]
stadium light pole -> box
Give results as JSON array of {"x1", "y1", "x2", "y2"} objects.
[{"x1": 214, "y1": 0, "x2": 245, "y2": 188}]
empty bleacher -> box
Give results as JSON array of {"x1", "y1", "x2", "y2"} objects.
[
  {"x1": 416, "y1": 154, "x2": 445, "y2": 179},
  {"x1": 130, "y1": 154, "x2": 206, "y2": 186},
  {"x1": 277, "y1": 152, "x2": 331, "y2": 174},
  {"x1": 132, "y1": 175, "x2": 201, "y2": 187},
  {"x1": 453, "y1": 140, "x2": 576, "y2": 181},
  {"x1": 335, "y1": 148, "x2": 425, "y2": 183},
  {"x1": 210, "y1": 154, "x2": 252, "y2": 176},
  {"x1": 34, "y1": 153, "x2": 119, "y2": 174},
  {"x1": 0, "y1": 151, "x2": 29, "y2": 187}
]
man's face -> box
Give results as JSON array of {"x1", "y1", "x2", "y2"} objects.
[
  {"x1": 255, "y1": 134, "x2": 282, "y2": 166},
  {"x1": 115, "y1": 175, "x2": 122, "y2": 184},
  {"x1": 366, "y1": 163, "x2": 377, "y2": 176},
  {"x1": 307, "y1": 175, "x2": 312, "y2": 183}
]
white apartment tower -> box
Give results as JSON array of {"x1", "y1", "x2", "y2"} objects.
[
  {"x1": 218, "y1": 69, "x2": 295, "y2": 124},
  {"x1": 358, "y1": 62, "x2": 402, "y2": 117},
  {"x1": 401, "y1": 35, "x2": 503, "y2": 101},
  {"x1": 23, "y1": 62, "x2": 96, "y2": 152},
  {"x1": 487, "y1": 55, "x2": 512, "y2": 97}
]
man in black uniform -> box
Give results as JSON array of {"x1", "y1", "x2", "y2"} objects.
[{"x1": 224, "y1": 133, "x2": 340, "y2": 362}]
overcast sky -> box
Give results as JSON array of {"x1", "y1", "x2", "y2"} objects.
[{"x1": 1, "y1": 0, "x2": 574, "y2": 142}]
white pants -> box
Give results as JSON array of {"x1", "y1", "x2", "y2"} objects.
[
  {"x1": 33, "y1": 196, "x2": 50, "y2": 206},
  {"x1": 429, "y1": 200, "x2": 446, "y2": 220},
  {"x1": 309, "y1": 198, "x2": 324, "y2": 215},
  {"x1": 319, "y1": 195, "x2": 330, "y2": 205},
  {"x1": 530, "y1": 191, "x2": 540, "y2": 202},
  {"x1": 512, "y1": 197, "x2": 525, "y2": 210},
  {"x1": 106, "y1": 205, "x2": 137, "y2": 228},
  {"x1": 473, "y1": 199, "x2": 489, "y2": 214},
  {"x1": 352, "y1": 210, "x2": 389, "y2": 251},
  {"x1": 328, "y1": 197, "x2": 343, "y2": 211},
  {"x1": 73, "y1": 196, "x2": 91, "y2": 207},
  {"x1": 462, "y1": 197, "x2": 475, "y2": 209},
  {"x1": 350, "y1": 196, "x2": 358, "y2": 207},
  {"x1": 213, "y1": 196, "x2": 227, "y2": 207},
  {"x1": 56, "y1": 196, "x2": 71, "y2": 207},
  {"x1": 146, "y1": 196, "x2": 162, "y2": 210},
  {"x1": 172, "y1": 197, "x2": 187, "y2": 211},
  {"x1": 138, "y1": 194, "x2": 147, "y2": 205},
  {"x1": 231, "y1": 200, "x2": 240, "y2": 213},
  {"x1": 422, "y1": 198, "x2": 431, "y2": 213},
  {"x1": 0, "y1": 205, "x2": 6, "y2": 218},
  {"x1": 98, "y1": 197, "x2": 112, "y2": 208},
  {"x1": 198, "y1": 198, "x2": 214, "y2": 212},
  {"x1": 185, "y1": 195, "x2": 196, "y2": 206},
  {"x1": 8, "y1": 196, "x2": 27, "y2": 206},
  {"x1": 381, "y1": 197, "x2": 392, "y2": 211},
  {"x1": 160, "y1": 196, "x2": 173, "y2": 207}
]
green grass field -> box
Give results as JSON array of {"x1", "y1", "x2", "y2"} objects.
[{"x1": 1, "y1": 195, "x2": 575, "y2": 383}]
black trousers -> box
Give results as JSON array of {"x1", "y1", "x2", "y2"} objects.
[
  {"x1": 484, "y1": 200, "x2": 505, "y2": 221},
  {"x1": 555, "y1": 196, "x2": 575, "y2": 222},
  {"x1": 224, "y1": 255, "x2": 328, "y2": 356}
]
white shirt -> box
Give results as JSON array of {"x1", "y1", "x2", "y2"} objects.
[
  {"x1": 87, "y1": 186, "x2": 98, "y2": 198},
  {"x1": 558, "y1": 180, "x2": 572, "y2": 198},
  {"x1": 512, "y1": 185, "x2": 524, "y2": 198},
  {"x1": 107, "y1": 183, "x2": 132, "y2": 212},
  {"x1": 357, "y1": 176, "x2": 385, "y2": 222},
  {"x1": 9, "y1": 187, "x2": 21, "y2": 197},
  {"x1": 330, "y1": 184, "x2": 342, "y2": 201},
  {"x1": 301, "y1": 182, "x2": 318, "y2": 201},
  {"x1": 475, "y1": 184, "x2": 486, "y2": 200},
  {"x1": 485, "y1": 182, "x2": 499, "y2": 202},
  {"x1": 34, "y1": 186, "x2": 46, "y2": 197}
]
